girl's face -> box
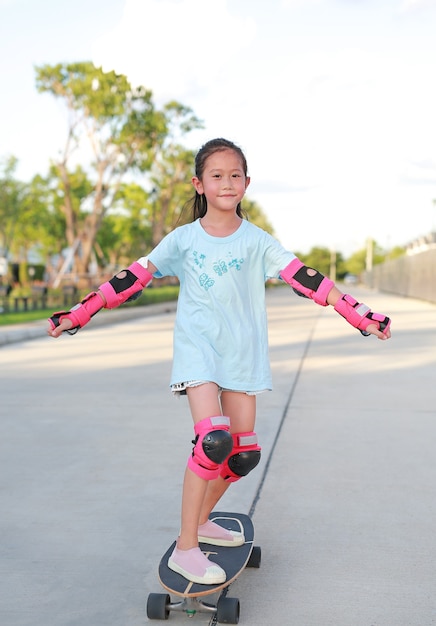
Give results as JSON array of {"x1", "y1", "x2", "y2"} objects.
[{"x1": 192, "y1": 149, "x2": 250, "y2": 214}]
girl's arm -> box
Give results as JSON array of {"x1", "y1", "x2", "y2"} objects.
[
  {"x1": 47, "y1": 260, "x2": 158, "y2": 338},
  {"x1": 280, "y1": 258, "x2": 391, "y2": 341}
]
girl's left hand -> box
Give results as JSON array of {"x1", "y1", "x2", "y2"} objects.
[{"x1": 366, "y1": 323, "x2": 391, "y2": 340}]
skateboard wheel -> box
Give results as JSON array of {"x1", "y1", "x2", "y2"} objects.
[
  {"x1": 146, "y1": 592, "x2": 170, "y2": 620},
  {"x1": 216, "y1": 596, "x2": 240, "y2": 624},
  {"x1": 247, "y1": 545, "x2": 261, "y2": 568}
]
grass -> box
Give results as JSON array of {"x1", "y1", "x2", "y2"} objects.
[
  {"x1": 0, "y1": 285, "x2": 179, "y2": 326},
  {"x1": 0, "y1": 309, "x2": 56, "y2": 325}
]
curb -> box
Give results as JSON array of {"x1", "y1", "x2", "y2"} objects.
[{"x1": 0, "y1": 301, "x2": 178, "y2": 347}]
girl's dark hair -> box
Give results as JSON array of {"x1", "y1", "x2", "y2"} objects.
[{"x1": 189, "y1": 138, "x2": 249, "y2": 221}]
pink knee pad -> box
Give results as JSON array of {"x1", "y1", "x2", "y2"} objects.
[
  {"x1": 187, "y1": 416, "x2": 233, "y2": 481},
  {"x1": 220, "y1": 432, "x2": 261, "y2": 483}
]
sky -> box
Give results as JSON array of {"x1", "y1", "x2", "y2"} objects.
[{"x1": 1, "y1": 0, "x2": 436, "y2": 256}]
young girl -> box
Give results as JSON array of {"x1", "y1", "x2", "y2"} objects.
[{"x1": 48, "y1": 138, "x2": 391, "y2": 585}]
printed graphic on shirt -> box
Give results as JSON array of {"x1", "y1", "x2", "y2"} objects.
[
  {"x1": 193, "y1": 251, "x2": 206, "y2": 269},
  {"x1": 213, "y1": 260, "x2": 228, "y2": 276},
  {"x1": 192, "y1": 250, "x2": 245, "y2": 291}
]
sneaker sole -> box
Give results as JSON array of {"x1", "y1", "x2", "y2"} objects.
[{"x1": 198, "y1": 535, "x2": 245, "y2": 547}]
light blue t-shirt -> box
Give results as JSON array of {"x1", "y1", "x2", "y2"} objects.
[{"x1": 147, "y1": 219, "x2": 295, "y2": 391}]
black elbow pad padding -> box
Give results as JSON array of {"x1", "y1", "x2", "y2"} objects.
[
  {"x1": 293, "y1": 267, "x2": 325, "y2": 291},
  {"x1": 292, "y1": 288, "x2": 310, "y2": 299},
  {"x1": 108, "y1": 269, "x2": 137, "y2": 294}
]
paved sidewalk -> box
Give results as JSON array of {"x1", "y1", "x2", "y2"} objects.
[
  {"x1": 1, "y1": 287, "x2": 435, "y2": 625},
  {"x1": 0, "y1": 301, "x2": 178, "y2": 347}
]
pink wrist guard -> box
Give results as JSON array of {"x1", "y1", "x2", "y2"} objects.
[
  {"x1": 48, "y1": 261, "x2": 153, "y2": 334},
  {"x1": 99, "y1": 261, "x2": 153, "y2": 308},
  {"x1": 334, "y1": 294, "x2": 391, "y2": 336},
  {"x1": 48, "y1": 291, "x2": 104, "y2": 334},
  {"x1": 280, "y1": 257, "x2": 334, "y2": 306}
]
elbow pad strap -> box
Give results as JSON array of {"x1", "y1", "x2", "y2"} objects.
[
  {"x1": 99, "y1": 261, "x2": 153, "y2": 309},
  {"x1": 280, "y1": 258, "x2": 334, "y2": 306}
]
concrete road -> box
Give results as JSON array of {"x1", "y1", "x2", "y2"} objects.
[{"x1": 0, "y1": 287, "x2": 435, "y2": 626}]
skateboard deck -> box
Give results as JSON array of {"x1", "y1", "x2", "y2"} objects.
[{"x1": 146, "y1": 511, "x2": 261, "y2": 623}]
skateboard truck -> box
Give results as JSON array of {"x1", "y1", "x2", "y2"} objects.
[
  {"x1": 147, "y1": 592, "x2": 241, "y2": 622},
  {"x1": 147, "y1": 513, "x2": 260, "y2": 623}
]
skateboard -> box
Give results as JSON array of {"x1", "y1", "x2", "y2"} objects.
[{"x1": 146, "y1": 511, "x2": 261, "y2": 624}]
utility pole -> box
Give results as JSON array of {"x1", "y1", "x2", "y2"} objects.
[
  {"x1": 329, "y1": 249, "x2": 336, "y2": 281},
  {"x1": 366, "y1": 238, "x2": 373, "y2": 272}
]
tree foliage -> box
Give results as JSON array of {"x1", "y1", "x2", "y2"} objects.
[
  {"x1": 0, "y1": 158, "x2": 60, "y2": 276},
  {"x1": 344, "y1": 240, "x2": 399, "y2": 276},
  {"x1": 0, "y1": 156, "x2": 22, "y2": 259},
  {"x1": 297, "y1": 246, "x2": 346, "y2": 279},
  {"x1": 385, "y1": 245, "x2": 406, "y2": 261},
  {"x1": 35, "y1": 62, "x2": 202, "y2": 282},
  {"x1": 98, "y1": 182, "x2": 152, "y2": 268},
  {"x1": 4, "y1": 60, "x2": 404, "y2": 291},
  {"x1": 243, "y1": 198, "x2": 275, "y2": 235}
]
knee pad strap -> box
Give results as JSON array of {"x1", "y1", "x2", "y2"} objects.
[
  {"x1": 187, "y1": 416, "x2": 233, "y2": 481},
  {"x1": 220, "y1": 431, "x2": 261, "y2": 483}
]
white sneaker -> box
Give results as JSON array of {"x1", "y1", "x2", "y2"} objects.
[
  {"x1": 168, "y1": 546, "x2": 226, "y2": 585},
  {"x1": 198, "y1": 520, "x2": 245, "y2": 547}
]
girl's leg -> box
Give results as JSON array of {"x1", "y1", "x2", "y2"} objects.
[
  {"x1": 177, "y1": 382, "x2": 222, "y2": 551},
  {"x1": 199, "y1": 391, "x2": 256, "y2": 523},
  {"x1": 169, "y1": 386, "x2": 256, "y2": 583}
]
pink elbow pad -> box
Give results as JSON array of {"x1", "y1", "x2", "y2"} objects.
[
  {"x1": 280, "y1": 258, "x2": 334, "y2": 306},
  {"x1": 99, "y1": 261, "x2": 153, "y2": 308}
]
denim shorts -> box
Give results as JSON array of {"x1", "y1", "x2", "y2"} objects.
[{"x1": 170, "y1": 380, "x2": 267, "y2": 397}]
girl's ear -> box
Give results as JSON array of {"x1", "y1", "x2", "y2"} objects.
[
  {"x1": 245, "y1": 176, "x2": 251, "y2": 191},
  {"x1": 192, "y1": 176, "x2": 203, "y2": 194}
]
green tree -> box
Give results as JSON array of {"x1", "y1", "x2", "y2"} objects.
[
  {"x1": 297, "y1": 246, "x2": 345, "y2": 279},
  {"x1": 97, "y1": 112, "x2": 200, "y2": 267},
  {"x1": 385, "y1": 245, "x2": 406, "y2": 261},
  {"x1": 18, "y1": 174, "x2": 65, "y2": 277},
  {"x1": 345, "y1": 240, "x2": 387, "y2": 275},
  {"x1": 243, "y1": 198, "x2": 275, "y2": 234},
  {"x1": 0, "y1": 156, "x2": 22, "y2": 259},
  {"x1": 98, "y1": 182, "x2": 153, "y2": 268},
  {"x1": 147, "y1": 104, "x2": 199, "y2": 246},
  {"x1": 35, "y1": 62, "x2": 202, "y2": 284},
  {"x1": 0, "y1": 159, "x2": 60, "y2": 280}
]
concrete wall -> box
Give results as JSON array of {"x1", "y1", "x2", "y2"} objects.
[{"x1": 363, "y1": 248, "x2": 436, "y2": 303}]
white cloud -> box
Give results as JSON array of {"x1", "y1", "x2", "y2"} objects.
[
  {"x1": 280, "y1": 0, "x2": 324, "y2": 7},
  {"x1": 93, "y1": 0, "x2": 256, "y2": 103},
  {"x1": 90, "y1": 0, "x2": 436, "y2": 254},
  {"x1": 399, "y1": 0, "x2": 436, "y2": 13}
]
